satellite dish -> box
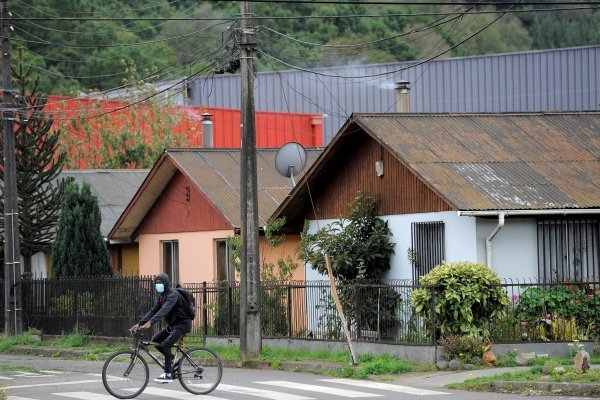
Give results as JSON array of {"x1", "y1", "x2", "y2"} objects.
[{"x1": 275, "y1": 142, "x2": 307, "y2": 187}]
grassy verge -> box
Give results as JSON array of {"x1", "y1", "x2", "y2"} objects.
[
  {"x1": 0, "y1": 330, "x2": 433, "y2": 378},
  {"x1": 448, "y1": 366, "x2": 600, "y2": 391}
]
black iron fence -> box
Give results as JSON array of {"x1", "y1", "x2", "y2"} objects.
[{"x1": 11, "y1": 277, "x2": 600, "y2": 343}]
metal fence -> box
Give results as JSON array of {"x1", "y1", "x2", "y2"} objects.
[
  {"x1": 14, "y1": 277, "x2": 600, "y2": 343},
  {"x1": 0, "y1": 278, "x2": 4, "y2": 331}
]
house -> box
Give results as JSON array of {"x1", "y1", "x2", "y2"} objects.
[
  {"x1": 108, "y1": 147, "x2": 322, "y2": 283},
  {"x1": 21, "y1": 170, "x2": 152, "y2": 278},
  {"x1": 271, "y1": 112, "x2": 600, "y2": 282}
]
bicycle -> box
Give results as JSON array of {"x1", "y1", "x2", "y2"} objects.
[{"x1": 102, "y1": 329, "x2": 222, "y2": 399}]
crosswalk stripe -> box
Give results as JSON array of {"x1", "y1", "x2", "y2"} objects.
[
  {"x1": 39, "y1": 370, "x2": 63, "y2": 374},
  {"x1": 0, "y1": 375, "x2": 13, "y2": 380},
  {"x1": 321, "y1": 379, "x2": 449, "y2": 396},
  {"x1": 54, "y1": 392, "x2": 116, "y2": 400},
  {"x1": 257, "y1": 381, "x2": 382, "y2": 398},
  {"x1": 218, "y1": 383, "x2": 314, "y2": 400},
  {"x1": 8, "y1": 396, "x2": 38, "y2": 400},
  {"x1": 137, "y1": 387, "x2": 225, "y2": 399},
  {"x1": 2, "y1": 379, "x2": 100, "y2": 390}
]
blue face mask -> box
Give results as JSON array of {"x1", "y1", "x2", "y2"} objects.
[{"x1": 155, "y1": 283, "x2": 165, "y2": 293}]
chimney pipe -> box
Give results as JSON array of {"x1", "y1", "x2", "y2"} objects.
[
  {"x1": 201, "y1": 112, "x2": 213, "y2": 148},
  {"x1": 395, "y1": 80, "x2": 410, "y2": 113}
]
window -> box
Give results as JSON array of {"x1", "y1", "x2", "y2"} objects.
[
  {"x1": 215, "y1": 239, "x2": 234, "y2": 281},
  {"x1": 411, "y1": 221, "x2": 445, "y2": 281},
  {"x1": 537, "y1": 218, "x2": 599, "y2": 281},
  {"x1": 161, "y1": 240, "x2": 179, "y2": 285}
]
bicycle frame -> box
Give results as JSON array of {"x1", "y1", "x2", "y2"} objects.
[{"x1": 130, "y1": 332, "x2": 186, "y2": 378}]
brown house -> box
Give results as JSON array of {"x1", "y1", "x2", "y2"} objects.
[
  {"x1": 109, "y1": 148, "x2": 321, "y2": 283},
  {"x1": 273, "y1": 112, "x2": 600, "y2": 281}
]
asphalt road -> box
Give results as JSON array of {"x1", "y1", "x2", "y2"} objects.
[{"x1": 0, "y1": 354, "x2": 594, "y2": 400}]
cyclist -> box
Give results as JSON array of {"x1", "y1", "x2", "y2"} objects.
[{"x1": 132, "y1": 273, "x2": 192, "y2": 383}]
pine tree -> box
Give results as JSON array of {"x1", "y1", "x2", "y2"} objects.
[
  {"x1": 0, "y1": 61, "x2": 66, "y2": 276},
  {"x1": 51, "y1": 180, "x2": 112, "y2": 277}
]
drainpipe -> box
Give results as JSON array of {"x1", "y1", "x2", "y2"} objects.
[{"x1": 485, "y1": 212, "x2": 505, "y2": 269}]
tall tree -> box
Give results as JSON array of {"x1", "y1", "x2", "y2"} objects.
[
  {"x1": 0, "y1": 62, "x2": 66, "y2": 276},
  {"x1": 51, "y1": 180, "x2": 112, "y2": 277}
]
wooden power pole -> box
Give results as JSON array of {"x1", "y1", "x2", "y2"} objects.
[
  {"x1": 239, "y1": 1, "x2": 261, "y2": 360},
  {"x1": 1, "y1": 0, "x2": 22, "y2": 336}
]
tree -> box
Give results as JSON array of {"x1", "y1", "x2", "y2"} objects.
[
  {"x1": 51, "y1": 180, "x2": 112, "y2": 277},
  {"x1": 0, "y1": 62, "x2": 66, "y2": 276},
  {"x1": 297, "y1": 192, "x2": 395, "y2": 280}
]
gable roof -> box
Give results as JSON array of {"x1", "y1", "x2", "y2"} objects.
[
  {"x1": 109, "y1": 147, "x2": 322, "y2": 242},
  {"x1": 61, "y1": 170, "x2": 149, "y2": 237},
  {"x1": 273, "y1": 111, "x2": 600, "y2": 223}
]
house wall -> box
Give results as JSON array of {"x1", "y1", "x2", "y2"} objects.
[
  {"x1": 475, "y1": 217, "x2": 538, "y2": 279},
  {"x1": 259, "y1": 234, "x2": 305, "y2": 281},
  {"x1": 138, "y1": 230, "x2": 233, "y2": 283},
  {"x1": 304, "y1": 212, "x2": 477, "y2": 281}
]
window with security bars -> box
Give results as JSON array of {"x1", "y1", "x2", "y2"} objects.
[
  {"x1": 411, "y1": 221, "x2": 445, "y2": 281},
  {"x1": 537, "y1": 218, "x2": 600, "y2": 281}
]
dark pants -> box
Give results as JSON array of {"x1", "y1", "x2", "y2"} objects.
[{"x1": 152, "y1": 326, "x2": 187, "y2": 374}]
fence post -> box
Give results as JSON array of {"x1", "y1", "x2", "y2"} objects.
[
  {"x1": 202, "y1": 282, "x2": 207, "y2": 337},
  {"x1": 430, "y1": 286, "x2": 437, "y2": 360},
  {"x1": 227, "y1": 283, "x2": 233, "y2": 336},
  {"x1": 287, "y1": 284, "x2": 292, "y2": 338}
]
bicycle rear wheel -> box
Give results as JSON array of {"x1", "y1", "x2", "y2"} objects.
[
  {"x1": 102, "y1": 350, "x2": 149, "y2": 399},
  {"x1": 178, "y1": 347, "x2": 222, "y2": 394}
]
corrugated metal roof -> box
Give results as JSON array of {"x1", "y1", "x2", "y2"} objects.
[
  {"x1": 190, "y1": 46, "x2": 600, "y2": 144},
  {"x1": 61, "y1": 170, "x2": 149, "y2": 236},
  {"x1": 354, "y1": 112, "x2": 600, "y2": 211},
  {"x1": 110, "y1": 148, "x2": 322, "y2": 241}
]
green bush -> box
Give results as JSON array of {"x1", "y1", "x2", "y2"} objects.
[
  {"x1": 411, "y1": 261, "x2": 509, "y2": 338},
  {"x1": 515, "y1": 282, "x2": 600, "y2": 340},
  {"x1": 437, "y1": 334, "x2": 485, "y2": 363}
]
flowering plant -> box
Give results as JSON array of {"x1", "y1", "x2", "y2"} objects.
[{"x1": 568, "y1": 340, "x2": 584, "y2": 357}]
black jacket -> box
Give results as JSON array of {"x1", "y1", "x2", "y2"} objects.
[{"x1": 139, "y1": 273, "x2": 192, "y2": 330}]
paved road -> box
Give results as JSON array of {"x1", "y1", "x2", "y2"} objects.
[{"x1": 0, "y1": 354, "x2": 594, "y2": 400}]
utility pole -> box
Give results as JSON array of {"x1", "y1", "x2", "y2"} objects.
[
  {"x1": 239, "y1": 1, "x2": 261, "y2": 361},
  {"x1": 1, "y1": 0, "x2": 22, "y2": 336}
]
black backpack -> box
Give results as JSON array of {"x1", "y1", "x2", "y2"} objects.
[{"x1": 174, "y1": 285, "x2": 196, "y2": 320}]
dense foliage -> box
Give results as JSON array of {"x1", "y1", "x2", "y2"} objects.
[
  {"x1": 514, "y1": 282, "x2": 600, "y2": 340},
  {"x1": 0, "y1": 62, "x2": 66, "y2": 275},
  {"x1": 8, "y1": 1, "x2": 598, "y2": 94},
  {"x1": 51, "y1": 180, "x2": 112, "y2": 277},
  {"x1": 411, "y1": 261, "x2": 510, "y2": 338}
]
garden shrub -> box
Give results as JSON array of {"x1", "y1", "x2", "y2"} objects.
[
  {"x1": 411, "y1": 261, "x2": 509, "y2": 338},
  {"x1": 514, "y1": 282, "x2": 600, "y2": 340},
  {"x1": 437, "y1": 334, "x2": 486, "y2": 363}
]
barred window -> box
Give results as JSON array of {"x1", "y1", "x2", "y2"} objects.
[
  {"x1": 411, "y1": 221, "x2": 445, "y2": 281},
  {"x1": 537, "y1": 218, "x2": 600, "y2": 281}
]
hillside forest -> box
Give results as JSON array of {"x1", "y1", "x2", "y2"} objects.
[{"x1": 9, "y1": 0, "x2": 600, "y2": 95}]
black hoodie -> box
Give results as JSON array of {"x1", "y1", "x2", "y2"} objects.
[{"x1": 139, "y1": 273, "x2": 192, "y2": 330}]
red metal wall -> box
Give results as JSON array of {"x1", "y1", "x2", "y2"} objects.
[{"x1": 45, "y1": 96, "x2": 322, "y2": 159}]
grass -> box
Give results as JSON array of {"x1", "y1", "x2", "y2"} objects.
[
  {"x1": 0, "y1": 388, "x2": 6, "y2": 400},
  {"x1": 0, "y1": 365, "x2": 41, "y2": 373},
  {"x1": 448, "y1": 366, "x2": 600, "y2": 391}
]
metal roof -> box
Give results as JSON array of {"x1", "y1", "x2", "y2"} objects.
[
  {"x1": 61, "y1": 170, "x2": 149, "y2": 237},
  {"x1": 109, "y1": 148, "x2": 322, "y2": 242},
  {"x1": 189, "y1": 46, "x2": 600, "y2": 144},
  {"x1": 274, "y1": 111, "x2": 600, "y2": 220}
]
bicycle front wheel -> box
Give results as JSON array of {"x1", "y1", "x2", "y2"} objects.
[
  {"x1": 178, "y1": 347, "x2": 222, "y2": 394},
  {"x1": 102, "y1": 350, "x2": 149, "y2": 399}
]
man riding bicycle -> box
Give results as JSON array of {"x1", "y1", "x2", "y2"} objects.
[{"x1": 132, "y1": 273, "x2": 192, "y2": 383}]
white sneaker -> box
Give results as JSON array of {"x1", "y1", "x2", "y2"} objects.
[{"x1": 154, "y1": 372, "x2": 173, "y2": 383}]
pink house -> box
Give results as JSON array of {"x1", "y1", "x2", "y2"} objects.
[{"x1": 108, "y1": 147, "x2": 321, "y2": 283}]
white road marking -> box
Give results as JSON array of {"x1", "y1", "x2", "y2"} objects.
[
  {"x1": 136, "y1": 386, "x2": 225, "y2": 399},
  {"x1": 2, "y1": 378, "x2": 100, "y2": 390},
  {"x1": 54, "y1": 392, "x2": 116, "y2": 400},
  {"x1": 8, "y1": 396, "x2": 39, "y2": 400},
  {"x1": 0, "y1": 375, "x2": 13, "y2": 380},
  {"x1": 321, "y1": 378, "x2": 449, "y2": 395},
  {"x1": 257, "y1": 381, "x2": 382, "y2": 397},
  {"x1": 218, "y1": 383, "x2": 314, "y2": 400}
]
